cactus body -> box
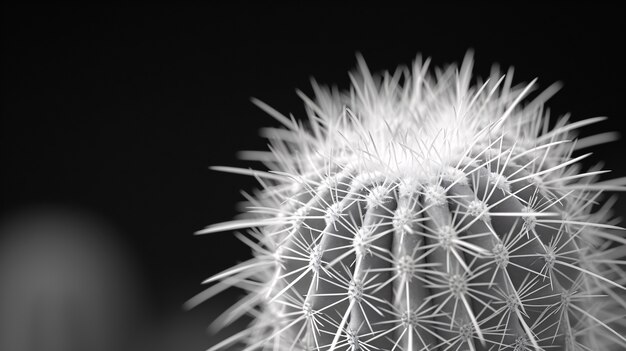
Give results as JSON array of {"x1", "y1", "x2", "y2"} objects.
[{"x1": 193, "y1": 54, "x2": 626, "y2": 351}]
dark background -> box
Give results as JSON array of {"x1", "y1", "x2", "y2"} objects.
[{"x1": 1, "y1": 3, "x2": 624, "y2": 351}]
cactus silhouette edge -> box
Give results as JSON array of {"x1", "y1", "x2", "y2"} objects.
[{"x1": 192, "y1": 52, "x2": 626, "y2": 351}]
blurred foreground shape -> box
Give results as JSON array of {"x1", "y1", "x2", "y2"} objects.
[{"x1": 0, "y1": 206, "x2": 144, "y2": 351}]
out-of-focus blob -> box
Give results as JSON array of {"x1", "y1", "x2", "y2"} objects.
[{"x1": 0, "y1": 206, "x2": 145, "y2": 351}]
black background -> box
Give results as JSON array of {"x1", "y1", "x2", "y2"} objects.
[{"x1": 1, "y1": 3, "x2": 625, "y2": 350}]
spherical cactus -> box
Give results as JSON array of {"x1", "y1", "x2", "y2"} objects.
[{"x1": 191, "y1": 53, "x2": 626, "y2": 351}]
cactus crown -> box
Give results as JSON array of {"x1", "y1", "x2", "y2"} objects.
[{"x1": 192, "y1": 53, "x2": 626, "y2": 351}]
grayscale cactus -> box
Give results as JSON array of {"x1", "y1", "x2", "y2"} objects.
[{"x1": 190, "y1": 53, "x2": 626, "y2": 351}]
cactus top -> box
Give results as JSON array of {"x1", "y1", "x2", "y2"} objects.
[{"x1": 256, "y1": 52, "x2": 563, "y2": 187}]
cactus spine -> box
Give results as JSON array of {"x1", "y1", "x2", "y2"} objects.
[{"x1": 192, "y1": 53, "x2": 626, "y2": 351}]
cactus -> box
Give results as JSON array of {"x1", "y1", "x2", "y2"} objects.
[{"x1": 191, "y1": 53, "x2": 626, "y2": 351}]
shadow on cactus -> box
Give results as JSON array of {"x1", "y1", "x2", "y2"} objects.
[{"x1": 189, "y1": 52, "x2": 626, "y2": 351}]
